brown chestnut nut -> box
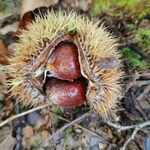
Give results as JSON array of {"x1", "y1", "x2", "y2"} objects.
[
  {"x1": 46, "y1": 42, "x2": 81, "y2": 80},
  {"x1": 45, "y1": 78, "x2": 86, "y2": 107}
]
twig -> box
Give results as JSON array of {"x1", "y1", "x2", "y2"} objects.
[
  {"x1": 134, "y1": 103, "x2": 149, "y2": 121},
  {"x1": 107, "y1": 121, "x2": 135, "y2": 132},
  {"x1": 136, "y1": 80, "x2": 150, "y2": 87},
  {"x1": 0, "y1": 104, "x2": 48, "y2": 128},
  {"x1": 106, "y1": 120, "x2": 150, "y2": 150},
  {"x1": 44, "y1": 112, "x2": 91, "y2": 141},
  {"x1": 34, "y1": 111, "x2": 110, "y2": 149},
  {"x1": 51, "y1": 111, "x2": 104, "y2": 139},
  {"x1": 124, "y1": 72, "x2": 150, "y2": 78},
  {"x1": 137, "y1": 85, "x2": 150, "y2": 101},
  {"x1": 0, "y1": 13, "x2": 13, "y2": 22},
  {"x1": 125, "y1": 79, "x2": 150, "y2": 93},
  {"x1": 125, "y1": 72, "x2": 139, "y2": 92},
  {"x1": 134, "y1": 85, "x2": 150, "y2": 121},
  {"x1": 107, "y1": 120, "x2": 150, "y2": 131},
  {"x1": 120, "y1": 127, "x2": 139, "y2": 150}
]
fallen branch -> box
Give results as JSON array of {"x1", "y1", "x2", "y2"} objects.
[
  {"x1": 136, "y1": 80, "x2": 150, "y2": 87},
  {"x1": 124, "y1": 72, "x2": 150, "y2": 78},
  {"x1": 0, "y1": 104, "x2": 48, "y2": 128},
  {"x1": 126, "y1": 79, "x2": 150, "y2": 93},
  {"x1": 106, "y1": 120, "x2": 150, "y2": 150},
  {"x1": 0, "y1": 13, "x2": 13, "y2": 21},
  {"x1": 0, "y1": 104, "x2": 105, "y2": 145},
  {"x1": 51, "y1": 112, "x2": 103, "y2": 139},
  {"x1": 120, "y1": 127, "x2": 139, "y2": 150},
  {"x1": 137, "y1": 85, "x2": 150, "y2": 101},
  {"x1": 43, "y1": 111, "x2": 91, "y2": 142},
  {"x1": 107, "y1": 121, "x2": 135, "y2": 132},
  {"x1": 35, "y1": 111, "x2": 110, "y2": 149},
  {"x1": 1, "y1": 102, "x2": 150, "y2": 150}
]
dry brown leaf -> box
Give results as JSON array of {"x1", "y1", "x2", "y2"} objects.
[
  {"x1": 0, "y1": 21, "x2": 19, "y2": 35},
  {"x1": 17, "y1": 0, "x2": 58, "y2": 31},
  {"x1": 0, "y1": 41, "x2": 7, "y2": 100},
  {"x1": 0, "y1": 126, "x2": 11, "y2": 143},
  {"x1": 21, "y1": 0, "x2": 58, "y2": 18},
  {"x1": 0, "y1": 66, "x2": 7, "y2": 100},
  {"x1": 0, "y1": 39, "x2": 8, "y2": 65},
  {"x1": 22, "y1": 125, "x2": 34, "y2": 139},
  {"x1": 0, "y1": 134, "x2": 16, "y2": 150},
  {"x1": 17, "y1": 12, "x2": 33, "y2": 31}
]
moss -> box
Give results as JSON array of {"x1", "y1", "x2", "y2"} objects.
[
  {"x1": 133, "y1": 117, "x2": 144, "y2": 124},
  {"x1": 63, "y1": 127, "x2": 74, "y2": 148},
  {"x1": 30, "y1": 134, "x2": 42, "y2": 147},
  {"x1": 65, "y1": 127, "x2": 73, "y2": 135},
  {"x1": 127, "y1": 23, "x2": 136, "y2": 30},
  {"x1": 51, "y1": 106, "x2": 61, "y2": 115},
  {"x1": 0, "y1": 0, "x2": 9, "y2": 11},
  {"x1": 117, "y1": 0, "x2": 140, "y2": 8},
  {"x1": 134, "y1": 28, "x2": 150, "y2": 55},
  {"x1": 92, "y1": 0, "x2": 149, "y2": 18},
  {"x1": 92, "y1": 0, "x2": 111, "y2": 16},
  {"x1": 0, "y1": 0, "x2": 14, "y2": 14},
  {"x1": 135, "y1": 28, "x2": 150, "y2": 40},
  {"x1": 121, "y1": 47, "x2": 147, "y2": 68}
]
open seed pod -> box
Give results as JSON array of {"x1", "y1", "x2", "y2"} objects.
[{"x1": 8, "y1": 11, "x2": 123, "y2": 116}]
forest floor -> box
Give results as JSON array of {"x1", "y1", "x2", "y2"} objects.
[{"x1": 0, "y1": 0, "x2": 150, "y2": 150}]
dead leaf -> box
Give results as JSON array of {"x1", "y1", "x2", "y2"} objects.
[
  {"x1": 0, "y1": 39, "x2": 8, "y2": 65},
  {"x1": 21, "y1": 0, "x2": 58, "y2": 17},
  {"x1": 107, "y1": 128, "x2": 113, "y2": 139},
  {"x1": 0, "y1": 126, "x2": 11, "y2": 143},
  {"x1": 22, "y1": 125, "x2": 34, "y2": 139},
  {"x1": 0, "y1": 65, "x2": 7, "y2": 100},
  {"x1": 40, "y1": 130, "x2": 49, "y2": 140},
  {"x1": 17, "y1": 12, "x2": 33, "y2": 31},
  {"x1": 17, "y1": 0, "x2": 58, "y2": 31},
  {"x1": 0, "y1": 40, "x2": 8, "y2": 99},
  {"x1": 0, "y1": 134, "x2": 16, "y2": 150},
  {"x1": 5, "y1": 98, "x2": 13, "y2": 109},
  {"x1": 0, "y1": 22, "x2": 19, "y2": 35}
]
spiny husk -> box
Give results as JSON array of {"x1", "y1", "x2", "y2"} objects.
[{"x1": 8, "y1": 11, "x2": 123, "y2": 117}]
